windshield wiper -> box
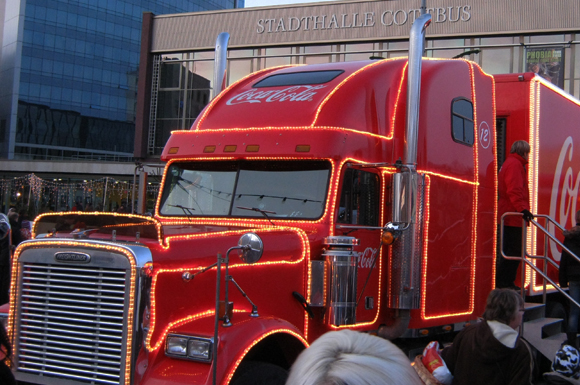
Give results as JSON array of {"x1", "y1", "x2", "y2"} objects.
[
  {"x1": 168, "y1": 204, "x2": 195, "y2": 222},
  {"x1": 236, "y1": 206, "x2": 276, "y2": 226}
]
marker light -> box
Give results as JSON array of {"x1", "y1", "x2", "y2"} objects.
[
  {"x1": 246, "y1": 145, "x2": 259, "y2": 152},
  {"x1": 166, "y1": 334, "x2": 213, "y2": 362},
  {"x1": 295, "y1": 145, "x2": 310, "y2": 152},
  {"x1": 381, "y1": 231, "x2": 396, "y2": 245},
  {"x1": 224, "y1": 145, "x2": 237, "y2": 152},
  {"x1": 168, "y1": 147, "x2": 179, "y2": 154}
]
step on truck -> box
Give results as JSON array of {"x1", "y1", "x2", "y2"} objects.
[{"x1": 4, "y1": 12, "x2": 580, "y2": 385}]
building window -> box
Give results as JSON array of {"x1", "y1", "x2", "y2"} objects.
[
  {"x1": 337, "y1": 168, "x2": 380, "y2": 226},
  {"x1": 451, "y1": 98, "x2": 474, "y2": 146}
]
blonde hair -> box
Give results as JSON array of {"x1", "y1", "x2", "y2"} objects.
[
  {"x1": 510, "y1": 140, "x2": 530, "y2": 157},
  {"x1": 285, "y1": 330, "x2": 423, "y2": 385}
]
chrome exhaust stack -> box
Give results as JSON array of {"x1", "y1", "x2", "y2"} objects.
[
  {"x1": 387, "y1": 13, "x2": 431, "y2": 315},
  {"x1": 212, "y1": 32, "x2": 230, "y2": 100}
]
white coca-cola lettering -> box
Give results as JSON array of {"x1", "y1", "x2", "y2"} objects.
[
  {"x1": 549, "y1": 137, "x2": 580, "y2": 260},
  {"x1": 226, "y1": 85, "x2": 327, "y2": 106},
  {"x1": 356, "y1": 247, "x2": 379, "y2": 269}
]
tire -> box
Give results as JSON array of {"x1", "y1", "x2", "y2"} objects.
[{"x1": 230, "y1": 361, "x2": 288, "y2": 385}]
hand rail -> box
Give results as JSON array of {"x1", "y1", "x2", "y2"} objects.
[{"x1": 500, "y1": 212, "x2": 580, "y2": 313}]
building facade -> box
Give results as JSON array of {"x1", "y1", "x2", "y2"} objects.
[
  {"x1": 0, "y1": 0, "x2": 241, "y2": 213},
  {"x1": 136, "y1": 0, "x2": 580, "y2": 159}
]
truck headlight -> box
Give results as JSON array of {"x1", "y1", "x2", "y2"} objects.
[{"x1": 166, "y1": 334, "x2": 213, "y2": 362}]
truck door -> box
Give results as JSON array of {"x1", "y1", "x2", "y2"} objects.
[{"x1": 335, "y1": 167, "x2": 382, "y2": 323}]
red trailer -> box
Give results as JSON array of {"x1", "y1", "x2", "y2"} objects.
[{"x1": 495, "y1": 73, "x2": 580, "y2": 295}]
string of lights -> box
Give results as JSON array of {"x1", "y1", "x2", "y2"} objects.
[{"x1": 0, "y1": 173, "x2": 160, "y2": 213}]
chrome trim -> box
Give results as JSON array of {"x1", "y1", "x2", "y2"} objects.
[
  {"x1": 165, "y1": 333, "x2": 214, "y2": 363},
  {"x1": 212, "y1": 32, "x2": 230, "y2": 99}
]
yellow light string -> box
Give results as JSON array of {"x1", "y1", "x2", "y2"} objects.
[
  {"x1": 329, "y1": 167, "x2": 390, "y2": 329},
  {"x1": 169, "y1": 125, "x2": 395, "y2": 143},
  {"x1": 491, "y1": 77, "x2": 499, "y2": 289},
  {"x1": 421, "y1": 61, "x2": 482, "y2": 320},
  {"x1": 194, "y1": 65, "x2": 297, "y2": 131},
  {"x1": 31, "y1": 212, "x2": 165, "y2": 246},
  {"x1": 145, "y1": 226, "x2": 311, "y2": 351},
  {"x1": 311, "y1": 58, "x2": 403, "y2": 128},
  {"x1": 154, "y1": 156, "x2": 336, "y2": 223},
  {"x1": 223, "y1": 329, "x2": 308, "y2": 385}
]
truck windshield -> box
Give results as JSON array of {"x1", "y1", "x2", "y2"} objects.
[{"x1": 158, "y1": 160, "x2": 331, "y2": 219}]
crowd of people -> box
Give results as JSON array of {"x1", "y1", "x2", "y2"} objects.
[{"x1": 284, "y1": 289, "x2": 537, "y2": 385}]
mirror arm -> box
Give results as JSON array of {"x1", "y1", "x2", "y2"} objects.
[{"x1": 228, "y1": 276, "x2": 259, "y2": 317}]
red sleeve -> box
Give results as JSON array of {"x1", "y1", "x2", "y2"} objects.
[{"x1": 503, "y1": 161, "x2": 529, "y2": 212}]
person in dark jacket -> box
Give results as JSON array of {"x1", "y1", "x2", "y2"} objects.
[
  {"x1": 0, "y1": 322, "x2": 15, "y2": 385},
  {"x1": 496, "y1": 140, "x2": 534, "y2": 289},
  {"x1": 441, "y1": 288, "x2": 533, "y2": 385},
  {"x1": 559, "y1": 210, "x2": 580, "y2": 347},
  {"x1": 7, "y1": 212, "x2": 22, "y2": 250},
  {"x1": 0, "y1": 214, "x2": 10, "y2": 305}
]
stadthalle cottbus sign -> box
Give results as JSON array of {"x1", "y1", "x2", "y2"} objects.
[{"x1": 256, "y1": 5, "x2": 472, "y2": 34}]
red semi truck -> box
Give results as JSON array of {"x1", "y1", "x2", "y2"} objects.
[{"x1": 3, "y1": 14, "x2": 580, "y2": 385}]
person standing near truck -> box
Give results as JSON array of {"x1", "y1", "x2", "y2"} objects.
[
  {"x1": 496, "y1": 140, "x2": 533, "y2": 290},
  {"x1": 559, "y1": 210, "x2": 580, "y2": 348}
]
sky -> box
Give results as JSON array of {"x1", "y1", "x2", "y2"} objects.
[{"x1": 244, "y1": 0, "x2": 336, "y2": 8}]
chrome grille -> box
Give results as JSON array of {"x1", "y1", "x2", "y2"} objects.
[{"x1": 16, "y1": 263, "x2": 129, "y2": 385}]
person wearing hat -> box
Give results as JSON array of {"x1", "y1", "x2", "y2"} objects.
[
  {"x1": 440, "y1": 288, "x2": 533, "y2": 385},
  {"x1": 544, "y1": 344, "x2": 580, "y2": 384}
]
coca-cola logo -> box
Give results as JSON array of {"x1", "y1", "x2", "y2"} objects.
[
  {"x1": 549, "y1": 137, "x2": 580, "y2": 260},
  {"x1": 226, "y1": 85, "x2": 327, "y2": 105},
  {"x1": 355, "y1": 247, "x2": 379, "y2": 269}
]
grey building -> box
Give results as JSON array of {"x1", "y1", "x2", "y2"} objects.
[{"x1": 136, "y1": 0, "x2": 580, "y2": 160}]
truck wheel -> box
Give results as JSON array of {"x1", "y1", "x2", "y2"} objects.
[{"x1": 230, "y1": 361, "x2": 288, "y2": 385}]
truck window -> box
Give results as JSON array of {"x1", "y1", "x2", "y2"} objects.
[
  {"x1": 253, "y1": 70, "x2": 344, "y2": 88},
  {"x1": 451, "y1": 98, "x2": 474, "y2": 146},
  {"x1": 159, "y1": 160, "x2": 331, "y2": 219},
  {"x1": 337, "y1": 169, "x2": 380, "y2": 226}
]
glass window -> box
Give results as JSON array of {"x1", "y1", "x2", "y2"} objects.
[
  {"x1": 451, "y1": 98, "x2": 474, "y2": 146},
  {"x1": 194, "y1": 60, "x2": 215, "y2": 89},
  {"x1": 229, "y1": 49, "x2": 253, "y2": 58},
  {"x1": 195, "y1": 51, "x2": 214, "y2": 60},
  {"x1": 254, "y1": 70, "x2": 344, "y2": 88},
  {"x1": 159, "y1": 160, "x2": 331, "y2": 219},
  {"x1": 305, "y1": 45, "x2": 330, "y2": 54},
  {"x1": 337, "y1": 168, "x2": 380, "y2": 226},
  {"x1": 345, "y1": 43, "x2": 375, "y2": 62},
  {"x1": 46, "y1": 8, "x2": 57, "y2": 23},
  {"x1": 229, "y1": 59, "x2": 252, "y2": 85},
  {"x1": 305, "y1": 55, "x2": 332, "y2": 65},
  {"x1": 265, "y1": 47, "x2": 292, "y2": 68},
  {"x1": 481, "y1": 48, "x2": 511, "y2": 74}
]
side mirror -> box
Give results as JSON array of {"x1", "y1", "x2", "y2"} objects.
[{"x1": 238, "y1": 232, "x2": 263, "y2": 264}]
